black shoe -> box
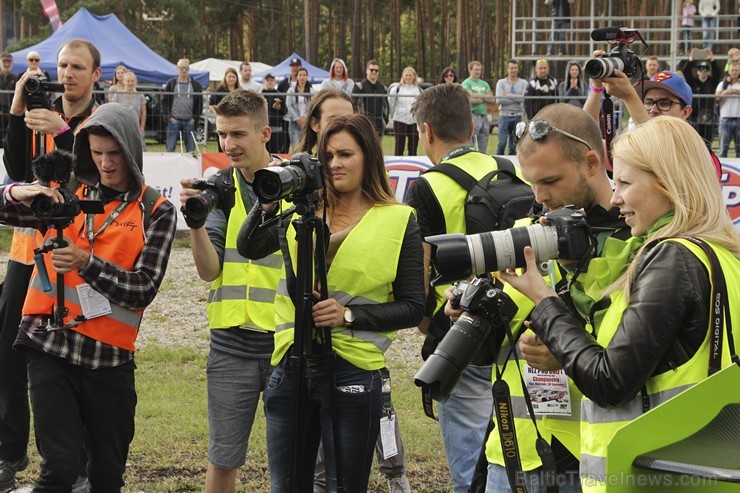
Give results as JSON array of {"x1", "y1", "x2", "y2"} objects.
[{"x1": 0, "y1": 456, "x2": 29, "y2": 491}]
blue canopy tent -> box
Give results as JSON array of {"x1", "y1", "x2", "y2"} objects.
[
  {"x1": 11, "y1": 8, "x2": 209, "y2": 86},
  {"x1": 253, "y1": 53, "x2": 330, "y2": 83}
]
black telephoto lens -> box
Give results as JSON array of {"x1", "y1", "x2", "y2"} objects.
[{"x1": 184, "y1": 189, "x2": 218, "y2": 225}]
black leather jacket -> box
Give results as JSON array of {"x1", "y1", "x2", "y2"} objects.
[{"x1": 531, "y1": 240, "x2": 710, "y2": 408}]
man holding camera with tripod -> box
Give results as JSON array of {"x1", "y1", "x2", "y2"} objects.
[
  {"x1": 0, "y1": 38, "x2": 102, "y2": 491},
  {"x1": 179, "y1": 90, "x2": 281, "y2": 493},
  {"x1": 0, "y1": 102, "x2": 177, "y2": 492}
]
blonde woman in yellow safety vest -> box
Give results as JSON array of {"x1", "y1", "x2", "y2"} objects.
[
  {"x1": 240, "y1": 113, "x2": 425, "y2": 492},
  {"x1": 499, "y1": 116, "x2": 740, "y2": 493}
]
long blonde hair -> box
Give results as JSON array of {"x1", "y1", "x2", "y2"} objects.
[{"x1": 610, "y1": 116, "x2": 740, "y2": 296}]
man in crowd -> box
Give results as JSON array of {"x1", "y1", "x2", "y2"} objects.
[
  {"x1": 239, "y1": 62, "x2": 262, "y2": 92},
  {"x1": 0, "y1": 101, "x2": 177, "y2": 491},
  {"x1": 524, "y1": 59, "x2": 558, "y2": 120},
  {"x1": 495, "y1": 59, "x2": 528, "y2": 155},
  {"x1": 353, "y1": 60, "x2": 389, "y2": 137},
  {"x1": 407, "y1": 83, "x2": 504, "y2": 493},
  {"x1": 545, "y1": 0, "x2": 574, "y2": 56},
  {"x1": 716, "y1": 61, "x2": 740, "y2": 157},
  {"x1": 679, "y1": 49, "x2": 723, "y2": 145},
  {"x1": 0, "y1": 38, "x2": 104, "y2": 492},
  {"x1": 0, "y1": 52, "x2": 16, "y2": 147},
  {"x1": 644, "y1": 56, "x2": 662, "y2": 80},
  {"x1": 461, "y1": 60, "x2": 492, "y2": 152},
  {"x1": 163, "y1": 58, "x2": 204, "y2": 153},
  {"x1": 180, "y1": 90, "x2": 280, "y2": 493},
  {"x1": 277, "y1": 57, "x2": 302, "y2": 94},
  {"x1": 261, "y1": 73, "x2": 289, "y2": 154},
  {"x1": 484, "y1": 103, "x2": 629, "y2": 491}
]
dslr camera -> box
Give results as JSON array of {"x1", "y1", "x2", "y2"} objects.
[
  {"x1": 585, "y1": 27, "x2": 646, "y2": 80},
  {"x1": 24, "y1": 76, "x2": 65, "y2": 111},
  {"x1": 426, "y1": 207, "x2": 593, "y2": 285},
  {"x1": 30, "y1": 150, "x2": 103, "y2": 222},
  {"x1": 414, "y1": 277, "x2": 516, "y2": 402},
  {"x1": 252, "y1": 152, "x2": 324, "y2": 203},
  {"x1": 183, "y1": 168, "x2": 236, "y2": 228}
]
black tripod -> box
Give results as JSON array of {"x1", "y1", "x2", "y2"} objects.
[{"x1": 262, "y1": 191, "x2": 346, "y2": 492}]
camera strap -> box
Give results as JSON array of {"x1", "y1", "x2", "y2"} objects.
[
  {"x1": 495, "y1": 319, "x2": 559, "y2": 493},
  {"x1": 600, "y1": 93, "x2": 614, "y2": 171}
]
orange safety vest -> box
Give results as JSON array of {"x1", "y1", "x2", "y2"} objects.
[
  {"x1": 23, "y1": 185, "x2": 166, "y2": 351},
  {"x1": 9, "y1": 113, "x2": 91, "y2": 265}
]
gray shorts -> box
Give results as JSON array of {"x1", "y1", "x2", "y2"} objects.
[{"x1": 206, "y1": 349, "x2": 273, "y2": 469}]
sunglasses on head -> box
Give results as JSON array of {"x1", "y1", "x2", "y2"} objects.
[{"x1": 514, "y1": 120, "x2": 593, "y2": 151}]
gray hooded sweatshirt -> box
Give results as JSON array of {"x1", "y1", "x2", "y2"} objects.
[{"x1": 73, "y1": 103, "x2": 146, "y2": 202}]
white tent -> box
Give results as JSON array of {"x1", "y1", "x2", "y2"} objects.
[{"x1": 190, "y1": 58, "x2": 273, "y2": 84}]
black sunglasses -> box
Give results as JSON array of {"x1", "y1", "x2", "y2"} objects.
[
  {"x1": 514, "y1": 120, "x2": 593, "y2": 150},
  {"x1": 28, "y1": 58, "x2": 40, "y2": 62}
]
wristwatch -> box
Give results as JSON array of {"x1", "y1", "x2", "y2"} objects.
[{"x1": 343, "y1": 307, "x2": 355, "y2": 328}]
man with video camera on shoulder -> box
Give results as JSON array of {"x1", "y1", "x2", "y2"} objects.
[
  {"x1": 0, "y1": 102, "x2": 177, "y2": 492},
  {"x1": 0, "y1": 39, "x2": 103, "y2": 492},
  {"x1": 179, "y1": 89, "x2": 282, "y2": 493}
]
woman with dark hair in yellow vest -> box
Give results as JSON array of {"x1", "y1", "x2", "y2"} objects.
[
  {"x1": 240, "y1": 113, "x2": 425, "y2": 492},
  {"x1": 500, "y1": 116, "x2": 740, "y2": 492}
]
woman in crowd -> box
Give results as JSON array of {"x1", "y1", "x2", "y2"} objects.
[
  {"x1": 239, "y1": 114, "x2": 425, "y2": 492},
  {"x1": 110, "y1": 71, "x2": 147, "y2": 150},
  {"x1": 558, "y1": 60, "x2": 587, "y2": 108},
  {"x1": 107, "y1": 65, "x2": 128, "y2": 101},
  {"x1": 319, "y1": 58, "x2": 355, "y2": 94},
  {"x1": 286, "y1": 67, "x2": 316, "y2": 152},
  {"x1": 389, "y1": 66, "x2": 422, "y2": 156},
  {"x1": 210, "y1": 67, "x2": 239, "y2": 108},
  {"x1": 297, "y1": 88, "x2": 353, "y2": 154},
  {"x1": 438, "y1": 67, "x2": 458, "y2": 84},
  {"x1": 502, "y1": 116, "x2": 740, "y2": 492}
]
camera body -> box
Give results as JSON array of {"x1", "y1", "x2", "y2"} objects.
[
  {"x1": 585, "y1": 27, "x2": 644, "y2": 80},
  {"x1": 253, "y1": 152, "x2": 324, "y2": 203},
  {"x1": 585, "y1": 44, "x2": 642, "y2": 80},
  {"x1": 426, "y1": 206, "x2": 593, "y2": 285},
  {"x1": 24, "y1": 76, "x2": 65, "y2": 111},
  {"x1": 414, "y1": 277, "x2": 516, "y2": 402},
  {"x1": 30, "y1": 187, "x2": 82, "y2": 220},
  {"x1": 183, "y1": 168, "x2": 236, "y2": 228}
]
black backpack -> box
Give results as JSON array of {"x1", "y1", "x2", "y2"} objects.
[{"x1": 428, "y1": 156, "x2": 535, "y2": 234}]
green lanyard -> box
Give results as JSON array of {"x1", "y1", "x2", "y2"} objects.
[
  {"x1": 85, "y1": 188, "x2": 130, "y2": 252},
  {"x1": 439, "y1": 145, "x2": 477, "y2": 163}
]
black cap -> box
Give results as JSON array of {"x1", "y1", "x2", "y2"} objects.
[
  {"x1": 0, "y1": 52, "x2": 12, "y2": 61},
  {"x1": 697, "y1": 61, "x2": 711, "y2": 70},
  {"x1": 289, "y1": 57, "x2": 302, "y2": 66},
  {"x1": 264, "y1": 73, "x2": 276, "y2": 80}
]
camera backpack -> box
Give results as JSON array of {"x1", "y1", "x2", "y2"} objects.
[{"x1": 429, "y1": 156, "x2": 535, "y2": 235}]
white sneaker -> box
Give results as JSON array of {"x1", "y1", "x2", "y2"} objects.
[{"x1": 388, "y1": 474, "x2": 411, "y2": 493}]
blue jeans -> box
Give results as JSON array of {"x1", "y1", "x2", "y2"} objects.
[
  {"x1": 679, "y1": 26, "x2": 693, "y2": 52},
  {"x1": 288, "y1": 121, "x2": 302, "y2": 153},
  {"x1": 471, "y1": 114, "x2": 490, "y2": 153},
  {"x1": 702, "y1": 17, "x2": 717, "y2": 49},
  {"x1": 166, "y1": 117, "x2": 195, "y2": 153},
  {"x1": 548, "y1": 19, "x2": 570, "y2": 55},
  {"x1": 719, "y1": 117, "x2": 740, "y2": 158},
  {"x1": 486, "y1": 464, "x2": 582, "y2": 493},
  {"x1": 265, "y1": 352, "x2": 382, "y2": 493},
  {"x1": 497, "y1": 114, "x2": 521, "y2": 155},
  {"x1": 438, "y1": 365, "x2": 493, "y2": 493}
]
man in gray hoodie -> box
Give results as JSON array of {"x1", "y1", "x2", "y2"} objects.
[{"x1": 0, "y1": 103, "x2": 177, "y2": 491}]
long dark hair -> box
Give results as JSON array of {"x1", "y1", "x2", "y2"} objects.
[
  {"x1": 295, "y1": 67, "x2": 311, "y2": 93},
  {"x1": 317, "y1": 114, "x2": 396, "y2": 209},
  {"x1": 297, "y1": 89, "x2": 353, "y2": 153}
]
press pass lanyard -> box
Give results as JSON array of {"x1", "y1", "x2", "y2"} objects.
[
  {"x1": 439, "y1": 145, "x2": 477, "y2": 163},
  {"x1": 85, "y1": 188, "x2": 129, "y2": 251}
]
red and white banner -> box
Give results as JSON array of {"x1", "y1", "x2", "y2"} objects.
[{"x1": 39, "y1": 0, "x2": 63, "y2": 32}]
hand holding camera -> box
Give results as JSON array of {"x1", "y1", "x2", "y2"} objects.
[{"x1": 181, "y1": 169, "x2": 236, "y2": 229}]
